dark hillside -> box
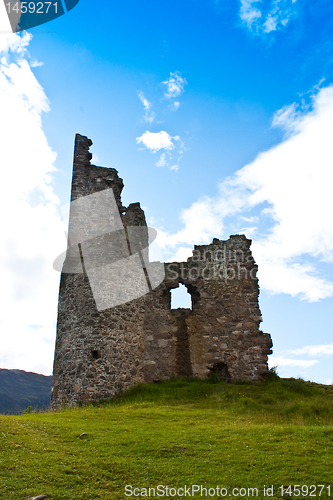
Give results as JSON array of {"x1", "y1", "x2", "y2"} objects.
[{"x1": 0, "y1": 368, "x2": 52, "y2": 414}]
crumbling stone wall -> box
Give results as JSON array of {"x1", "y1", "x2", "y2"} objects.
[{"x1": 51, "y1": 134, "x2": 272, "y2": 409}]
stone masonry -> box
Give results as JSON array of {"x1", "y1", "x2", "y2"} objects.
[{"x1": 51, "y1": 134, "x2": 273, "y2": 408}]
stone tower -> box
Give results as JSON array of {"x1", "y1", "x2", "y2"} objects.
[{"x1": 51, "y1": 134, "x2": 272, "y2": 408}]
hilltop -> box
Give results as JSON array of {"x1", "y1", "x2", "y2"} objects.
[{"x1": 1, "y1": 375, "x2": 333, "y2": 499}]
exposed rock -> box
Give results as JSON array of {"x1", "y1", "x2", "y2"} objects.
[{"x1": 78, "y1": 433, "x2": 89, "y2": 439}]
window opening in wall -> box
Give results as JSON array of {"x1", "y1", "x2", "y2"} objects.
[
  {"x1": 91, "y1": 350, "x2": 100, "y2": 359},
  {"x1": 171, "y1": 284, "x2": 192, "y2": 309},
  {"x1": 209, "y1": 362, "x2": 231, "y2": 383}
]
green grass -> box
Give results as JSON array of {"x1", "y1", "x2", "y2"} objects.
[{"x1": 1, "y1": 375, "x2": 333, "y2": 499}]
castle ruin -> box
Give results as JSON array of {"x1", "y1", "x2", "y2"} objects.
[{"x1": 51, "y1": 134, "x2": 272, "y2": 408}]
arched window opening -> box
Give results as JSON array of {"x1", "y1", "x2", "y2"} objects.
[{"x1": 171, "y1": 284, "x2": 192, "y2": 309}]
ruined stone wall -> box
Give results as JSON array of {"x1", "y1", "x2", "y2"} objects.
[
  {"x1": 51, "y1": 135, "x2": 149, "y2": 407},
  {"x1": 164, "y1": 237, "x2": 271, "y2": 381},
  {"x1": 51, "y1": 134, "x2": 272, "y2": 409}
]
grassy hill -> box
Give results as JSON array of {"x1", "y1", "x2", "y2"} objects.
[
  {"x1": 0, "y1": 368, "x2": 52, "y2": 414},
  {"x1": 1, "y1": 374, "x2": 333, "y2": 499}
]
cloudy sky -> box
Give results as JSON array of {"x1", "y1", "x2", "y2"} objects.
[{"x1": 0, "y1": 0, "x2": 332, "y2": 382}]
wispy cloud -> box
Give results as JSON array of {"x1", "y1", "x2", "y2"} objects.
[
  {"x1": 156, "y1": 152, "x2": 167, "y2": 167},
  {"x1": 136, "y1": 131, "x2": 185, "y2": 171},
  {"x1": 162, "y1": 71, "x2": 187, "y2": 99},
  {"x1": 137, "y1": 90, "x2": 155, "y2": 123},
  {"x1": 269, "y1": 357, "x2": 318, "y2": 368},
  {"x1": 288, "y1": 343, "x2": 333, "y2": 357},
  {"x1": 239, "y1": 0, "x2": 298, "y2": 34},
  {"x1": 135, "y1": 72, "x2": 187, "y2": 170},
  {"x1": 170, "y1": 101, "x2": 180, "y2": 111},
  {"x1": 31, "y1": 59, "x2": 44, "y2": 68},
  {"x1": 155, "y1": 85, "x2": 333, "y2": 301},
  {"x1": 240, "y1": 0, "x2": 262, "y2": 30},
  {"x1": 0, "y1": 31, "x2": 31, "y2": 54},
  {"x1": 269, "y1": 342, "x2": 333, "y2": 372},
  {"x1": 0, "y1": 33, "x2": 64, "y2": 375}
]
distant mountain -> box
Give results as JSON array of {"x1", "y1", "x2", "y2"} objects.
[{"x1": 0, "y1": 369, "x2": 52, "y2": 414}]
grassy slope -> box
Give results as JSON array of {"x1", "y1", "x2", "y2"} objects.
[{"x1": 1, "y1": 376, "x2": 333, "y2": 500}]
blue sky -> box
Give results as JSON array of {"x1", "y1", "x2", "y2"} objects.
[{"x1": 0, "y1": 0, "x2": 332, "y2": 382}]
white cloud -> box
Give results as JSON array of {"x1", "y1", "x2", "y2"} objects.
[
  {"x1": 240, "y1": 0, "x2": 297, "y2": 34},
  {"x1": 269, "y1": 342, "x2": 333, "y2": 373},
  {"x1": 136, "y1": 76, "x2": 186, "y2": 168},
  {"x1": 240, "y1": 0, "x2": 262, "y2": 29},
  {"x1": 138, "y1": 90, "x2": 150, "y2": 110},
  {"x1": 166, "y1": 247, "x2": 193, "y2": 263},
  {"x1": 0, "y1": 31, "x2": 31, "y2": 54},
  {"x1": 162, "y1": 71, "x2": 187, "y2": 99},
  {"x1": 288, "y1": 343, "x2": 333, "y2": 357},
  {"x1": 263, "y1": 14, "x2": 277, "y2": 32},
  {"x1": 159, "y1": 196, "x2": 224, "y2": 249},
  {"x1": 0, "y1": 33, "x2": 64, "y2": 375},
  {"x1": 0, "y1": 1, "x2": 12, "y2": 33},
  {"x1": 254, "y1": 260, "x2": 333, "y2": 302},
  {"x1": 31, "y1": 60, "x2": 44, "y2": 67},
  {"x1": 137, "y1": 132, "x2": 185, "y2": 170},
  {"x1": 138, "y1": 90, "x2": 154, "y2": 123},
  {"x1": 271, "y1": 102, "x2": 304, "y2": 134},
  {"x1": 269, "y1": 357, "x2": 318, "y2": 368},
  {"x1": 170, "y1": 101, "x2": 180, "y2": 111},
  {"x1": 156, "y1": 152, "x2": 167, "y2": 167},
  {"x1": 240, "y1": 215, "x2": 259, "y2": 223},
  {"x1": 157, "y1": 85, "x2": 333, "y2": 302},
  {"x1": 136, "y1": 130, "x2": 176, "y2": 153}
]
